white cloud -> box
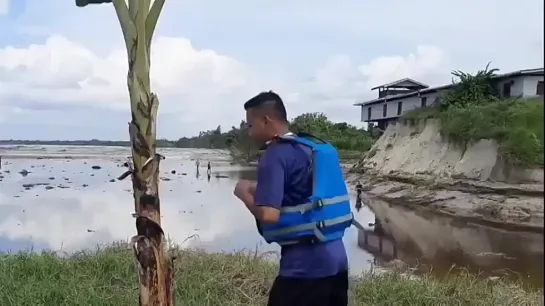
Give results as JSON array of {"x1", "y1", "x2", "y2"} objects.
[
  {"x1": 0, "y1": 33, "x2": 452, "y2": 136},
  {"x1": 1, "y1": 0, "x2": 542, "y2": 139},
  {"x1": 0, "y1": 35, "x2": 269, "y2": 137},
  {"x1": 0, "y1": 35, "x2": 258, "y2": 113},
  {"x1": 358, "y1": 46, "x2": 448, "y2": 89},
  {"x1": 281, "y1": 45, "x2": 449, "y2": 123}
]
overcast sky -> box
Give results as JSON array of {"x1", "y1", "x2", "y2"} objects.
[{"x1": 0, "y1": 0, "x2": 543, "y2": 140}]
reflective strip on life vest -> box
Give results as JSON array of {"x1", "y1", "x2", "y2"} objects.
[
  {"x1": 276, "y1": 227, "x2": 328, "y2": 246},
  {"x1": 276, "y1": 218, "x2": 362, "y2": 246},
  {"x1": 263, "y1": 213, "x2": 354, "y2": 241},
  {"x1": 280, "y1": 194, "x2": 350, "y2": 214}
]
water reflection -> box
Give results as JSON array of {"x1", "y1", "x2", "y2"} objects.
[
  {"x1": 3, "y1": 146, "x2": 542, "y2": 287},
  {"x1": 0, "y1": 147, "x2": 373, "y2": 276},
  {"x1": 360, "y1": 198, "x2": 544, "y2": 288}
]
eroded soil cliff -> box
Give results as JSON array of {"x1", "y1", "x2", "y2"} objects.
[{"x1": 349, "y1": 120, "x2": 544, "y2": 230}]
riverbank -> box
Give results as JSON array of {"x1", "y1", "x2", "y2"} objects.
[
  {"x1": 1, "y1": 244, "x2": 541, "y2": 306},
  {"x1": 349, "y1": 98, "x2": 544, "y2": 230}
]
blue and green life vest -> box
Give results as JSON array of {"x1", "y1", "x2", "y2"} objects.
[{"x1": 259, "y1": 132, "x2": 354, "y2": 246}]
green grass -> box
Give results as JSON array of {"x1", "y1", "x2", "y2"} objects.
[
  {"x1": 403, "y1": 98, "x2": 544, "y2": 166},
  {"x1": 0, "y1": 244, "x2": 542, "y2": 306}
]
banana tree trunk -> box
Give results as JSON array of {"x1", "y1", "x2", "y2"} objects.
[{"x1": 111, "y1": 0, "x2": 174, "y2": 305}]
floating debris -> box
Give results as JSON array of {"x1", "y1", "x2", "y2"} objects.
[{"x1": 22, "y1": 183, "x2": 49, "y2": 189}]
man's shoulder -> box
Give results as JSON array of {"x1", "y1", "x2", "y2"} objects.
[{"x1": 261, "y1": 142, "x2": 310, "y2": 167}]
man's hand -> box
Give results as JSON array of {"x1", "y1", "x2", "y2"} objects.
[
  {"x1": 234, "y1": 179, "x2": 279, "y2": 224},
  {"x1": 234, "y1": 180, "x2": 256, "y2": 198}
]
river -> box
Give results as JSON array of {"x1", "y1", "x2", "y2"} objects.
[{"x1": 0, "y1": 145, "x2": 542, "y2": 288}]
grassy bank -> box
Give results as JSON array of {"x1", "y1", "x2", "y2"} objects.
[
  {"x1": 401, "y1": 66, "x2": 543, "y2": 166},
  {"x1": 1, "y1": 244, "x2": 541, "y2": 306},
  {"x1": 403, "y1": 98, "x2": 544, "y2": 166}
]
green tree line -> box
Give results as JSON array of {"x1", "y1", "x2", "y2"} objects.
[
  {"x1": 174, "y1": 113, "x2": 376, "y2": 161},
  {"x1": 2, "y1": 113, "x2": 376, "y2": 162}
]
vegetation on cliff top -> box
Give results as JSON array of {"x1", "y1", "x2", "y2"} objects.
[
  {"x1": 403, "y1": 64, "x2": 544, "y2": 166},
  {"x1": 1, "y1": 244, "x2": 541, "y2": 306}
]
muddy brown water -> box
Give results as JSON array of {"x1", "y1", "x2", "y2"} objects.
[
  {"x1": 360, "y1": 198, "x2": 544, "y2": 289},
  {"x1": 0, "y1": 145, "x2": 543, "y2": 288}
]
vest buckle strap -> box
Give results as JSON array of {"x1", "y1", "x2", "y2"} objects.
[
  {"x1": 315, "y1": 199, "x2": 324, "y2": 208},
  {"x1": 313, "y1": 227, "x2": 327, "y2": 242}
]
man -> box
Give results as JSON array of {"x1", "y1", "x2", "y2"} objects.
[{"x1": 233, "y1": 91, "x2": 349, "y2": 306}]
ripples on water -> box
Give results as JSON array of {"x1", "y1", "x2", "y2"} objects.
[{"x1": 0, "y1": 145, "x2": 543, "y2": 287}]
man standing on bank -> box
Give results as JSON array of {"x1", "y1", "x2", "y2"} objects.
[{"x1": 233, "y1": 91, "x2": 351, "y2": 306}]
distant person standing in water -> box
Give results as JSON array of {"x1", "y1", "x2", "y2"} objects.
[
  {"x1": 355, "y1": 182, "x2": 363, "y2": 212},
  {"x1": 207, "y1": 161, "x2": 211, "y2": 175},
  {"x1": 195, "y1": 159, "x2": 200, "y2": 171},
  {"x1": 233, "y1": 91, "x2": 351, "y2": 306}
]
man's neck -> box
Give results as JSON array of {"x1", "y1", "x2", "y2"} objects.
[
  {"x1": 274, "y1": 125, "x2": 290, "y2": 136},
  {"x1": 265, "y1": 125, "x2": 291, "y2": 145}
]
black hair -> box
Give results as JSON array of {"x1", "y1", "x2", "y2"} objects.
[{"x1": 243, "y1": 91, "x2": 288, "y2": 122}]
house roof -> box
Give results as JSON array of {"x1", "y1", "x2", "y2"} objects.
[
  {"x1": 370, "y1": 78, "x2": 429, "y2": 90},
  {"x1": 496, "y1": 68, "x2": 544, "y2": 78},
  {"x1": 354, "y1": 67, "x2": 544, "y2": 106}
]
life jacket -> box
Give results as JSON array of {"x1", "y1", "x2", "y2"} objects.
[{"x1": 259, "y1": 132, "x2": 354, "y2": 246}]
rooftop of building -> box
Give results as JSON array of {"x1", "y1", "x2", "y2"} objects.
[{"x1": 354, "y1": 68, "x2": 544, "y2": 106}]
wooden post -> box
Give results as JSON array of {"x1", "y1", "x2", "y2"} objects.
[{"x1": 75, "y1": 0, "x2": 174, "y2": 305}]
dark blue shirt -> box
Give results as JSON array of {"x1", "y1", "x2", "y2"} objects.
[{"x1": 255, "y1": 140, "x2": 348, "y2": 278}]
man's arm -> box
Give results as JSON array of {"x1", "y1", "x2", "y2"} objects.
[
  {"x1": 234, "y1": 149, "x2": 285, "y2": 224},
  {"x1": 233, "y1": 184, "x2": 276, "y2": 224}
]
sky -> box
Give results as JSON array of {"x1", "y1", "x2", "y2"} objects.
[{"x1": 0, "y1": 0, "x2": 543, "y2": 140}]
